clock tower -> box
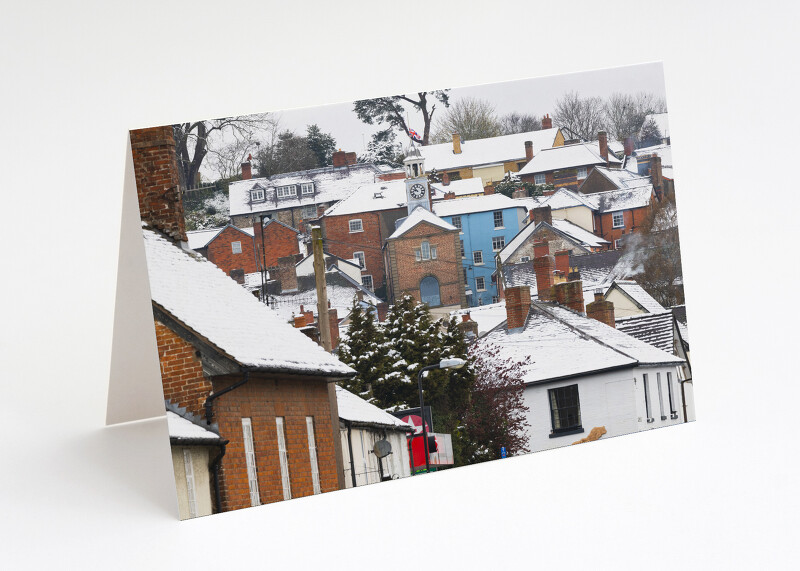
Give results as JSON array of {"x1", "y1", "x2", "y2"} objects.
[{"x1": 403, "y1": 144, "x2": 431, "y2": 214}]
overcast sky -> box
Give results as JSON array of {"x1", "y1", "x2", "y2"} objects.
[{"x1": 201, "y1": 62, "x2": 666, "y2": 179}]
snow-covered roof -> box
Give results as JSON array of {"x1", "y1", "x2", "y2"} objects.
[
  {"x1": 336, "y1": 386, "x2": 415, "y2": 431},
  {"x1": 583, "y1": 186, "x2": 653, "y2": 213},
  {"x1": 321, "y1": 179, "x2": 407, "y2": 217},
  {"x1": 537, "y1": 188, "x2": 597, "y2": 211},
  {"x1": 430, "y1": 177, "x2": 485, "y2": 199},
  {"x1": 187, "y1": 225, "x2": 255, "y2": 250},
  {"x1": 167, "y1": 411, "x2": 221, "y2": 441},
  {"x1": 389, "y1": 206, "x2": 456, "y2": 239},
  {"x1": 419, "y1": 128, "x2": 561, "y2": 172},
  {"x1": 633, "y1": 143, "x2": 674, "y2": 179},
  {"x1": 608, "y1": 280, "x2": 666, "y2": 314},
  {"x1": 616, "y1": 312, "x2": 675, "y2": 354},
  {"x1": 451, "y1": 302, "x2": 509, "y2": 336},
  {"x1": 499, "y1": 218, "x2": 607, "y2": 263},
  {"x1": 571, "y1": 250, "x2": 624, "y2": 288},
  {"x1": 584, "y1": 166, "x2": 651, "y2": 191},
  {"x1": 228, "y1": 164, "x2": 385, "y2": 217},
  {"x1": 518, "y1": 141, "x2": 621, "y2": 175},
  {"x1": 143, "y1": 227, "x2": 354, "y2": 377},
  {"x1": 432, "y1": 193, "x2": 524, "y2": 217}
]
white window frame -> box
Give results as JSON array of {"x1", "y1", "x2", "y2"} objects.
[
  {"x1": 473, "y1": 250, "x2": 484, "y2": 265},
  {"x1": 361, "y1": 275, "x2": 374, "y2": 291},
  {"x1": 492, "y1": 236, "x2": 505, "y2": 252},
  {"x1": 493, "y1": 210, "x2": 504, "y2": 229},
  {"x1": 643, "y1": 374, "x2": 654, "y2": 423},
  {"x1": 520, "y1": 256, "x2": 531, "y2": 263},
  {"x1": 420, "y1": 241, "x2": 431, "y2": 260},
  {"x1": 231, "y1": 241, "x2": 242, "y2": 254},
  {"x1": 534, "y1": 173, "x2": 546, "y2": 185},
  {"x1": 306, "y1": 417, "x2": 321, "y2": 495},
  {"x1": 353, "y1": 251, "x2": 366, "y2": 269},
  {"x1": 349, "y1": 219, "x2": 363, "y2": 233},
  {"x1": 612, "y1": 211, "x2": 625, "y2": 228},
  {"x1": 414, "y1": 249, "x2": 421, "y2": 261},
  {"x1": 300, "y1": 182, "x2": 314, "y2": 195},
  {"x1": 183, "y1": 449, "x2": 197, "y2": 518},
  {"x1": 302, "y1": 205, "x2": 317, "y2": 219},
  {"x1": 241, "y1": 418, "x2": 261, "y2": 507},
  {"x1": 451, "y1": 216, "x2": 462, "y2": 231},
  {"x1": 577, "y1": 166, "x2": 588, "y2": 180},
  {"x1": 277, "y1": 185, "x2": 297, "y2": 198},
  {"x1": 614, "y1": 239, "x2": 622, "y2": 250},
  {"x1": 276, "y1": 417, "x2": 292, "y2": 500},
  {"x1": 250, "y1": 188, "x2": 265, "y2": 202},
  {"x1": 492, "y1": 295, "x2": 499, "y2": 304},
  {"x1": 475, "y1": 276, "x2": 486, "y2": 291},
  {"x1": 460, "y1": 240, "x2": 465, "y2": 258}
]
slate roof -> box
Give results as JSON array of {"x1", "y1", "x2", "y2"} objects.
[
  {"x1": 419, "y1": 128, "x2": 562, "y2": 172},
  {"x1": 582, "y1": 166, "x2": 651, "y2": 191},
  {"x1": 228, "y1": 163, "x2": 385, "y2": 217},
  {"x1": 583, "y1": 185, "x2": 654, "y2": 213},
  {"x1": 537, "y1": 188, "x2": 597, "y2": 211},
  {"x1": 143, "y1": 227, "x2": 355, "y2": 377},
  {"x1": 430, "y1": 178, "x2": 485, "y2": 199},
  {"x1": 336, "y1": 386, "x2": 415, "y2": 431},
  {"x1": 571, "y1": 250, "x2": 624, "y2": 287},
  {"x1": 499, "y1": 219, "x2": 607, "y2": 263},
  {"x1": 389, "y1": 206, "x2": 456, "y2": 239},
  {"x1": 609, "y1": 280, "x2": 666, "y2": 314},
  {"x1": 615, "y1": 312, "x2": 675, "y2": 354},
  {"x1": 432, "y1": 193, "x2": 524, "y2": 217},
  {"x1": 518, "y1": 141, "x2": 621, "y2": 175}
]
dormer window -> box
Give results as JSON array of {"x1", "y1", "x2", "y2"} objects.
[
  {"x1": 250, "y1": 186, "x2": 265, "y2": 202},
  {"x1": 300, "y1": 182, "x2": 314, "y2": 195},
  {"x1": 277, "y1": 185, "x2": 297, "y2": 198}
]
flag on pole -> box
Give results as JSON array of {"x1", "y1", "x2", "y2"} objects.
[{"x1": 408, "y1": 129, "x2": 421, "y2": 142}]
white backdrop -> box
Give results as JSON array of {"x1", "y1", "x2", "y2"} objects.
[{"x1": 1, "y1": 1, "x2": 798, "y2": 568}]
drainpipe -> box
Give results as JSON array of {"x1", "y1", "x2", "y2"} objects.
[
  {"x1": 345, "y1": 420, "x2": 357, "y2": 488},
  {"x1": 208, "y1": 438, "x2": 229, "y2": 514},
  {"x1": 204, "y1": 369, "x2": 252, "y2": 425}
]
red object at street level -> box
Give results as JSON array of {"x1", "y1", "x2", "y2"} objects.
[{"x1": 402, "y1": 414, "x2": 430, "y2": 471}]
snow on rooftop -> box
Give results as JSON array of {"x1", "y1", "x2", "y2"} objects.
[
  {"x1": 266, "y1": 279, "x2": 381, "y2": 323},
  {"x1": 552, "y1": 219, "x2": 610, "y2": 248},
  {"x1": 432, "y1": 193, "x2": 523, "y2": 217},
  {"x1": 419, "y1": 128, "x2": 561, "y2": 172},
  {"x1": 583, "y1": 185, "x2": 653, "y2": 213},
  {"x1": 589, "y1": 166, "x2": 651, "y2": 190},
  {"x1": 322, "y1": 179, "x2": 407, "y2": 217},
  {"x1": 519, "y1": 141, "x2": 621, "y2": 175},
  {"x1": 228, "y1": 164, "x2": 384, "y2": 217},
  {"x1": 616, "y1": 312, "x2": 675, "y2": 354},
  {"x1": 612, "y1": 280, "x2": 667, "y2": 314},
  {"x1": 389, "y1": 206, "x2": 456, "y2": 239},
  {"x1": 143, "y1": 228, "x2": 354, "y2": 377},
  {"x1": 538, "y1": 188, "x2": 597, "y2": 211},
  {"x1": 336, "y1": 386, "x2": 415, "y2": 430},
  {"x1": 186, "y1": 227, "x2": 222, "y2": 250},
  {"x1": 451, "y1": 302, "x2": 509, "y2": 336},
  {"x1": 167, "y1": 411, "x2": 221, "y2": 441},
  {"x1": 634, "y1": 143, "x2": 674, "y2": 179},
  {"x1": 430, "y1": 177, "x2": 485, "y2": 199}
]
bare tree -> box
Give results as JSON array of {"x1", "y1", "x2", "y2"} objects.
[
  {"x1": 173, "y1": 113, "x2": 276, "y2": 188},
  {"x1": 499, "y1": 111, "x2": 542, "y2": 135},
  {"x1": 552, "y1": 91, "x2": 607, "y2": 141},
  {"x1": 430, "y1": 97, "x2": 502, "y2": 143},
  {"x1": 353, "y1": 91, "x2": 450, "y2": 146},
  {"x1": 604, "y1": 92, "x2": 667, "y2": 141}
]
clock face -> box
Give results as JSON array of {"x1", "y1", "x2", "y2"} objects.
[{"x1": 410, "y1": 183, "x2": 426, "y2": 199}]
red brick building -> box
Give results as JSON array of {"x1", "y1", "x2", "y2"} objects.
[{"x1": 133, "y1": 125, "x2": 354, "y2": 515}]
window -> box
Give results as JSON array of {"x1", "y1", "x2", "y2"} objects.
[
  {"x1": 250, "y1": 188, "x2": 265, "y2": 201},
  {"x1": 361, "y1": 275, "x2": 373, "y2": 291},
  {"x1": 460, "y1": 240, "x2": 465, "y2": 258},
  {"x1": 353, "y1": 251, "x2": 366, "y2": 269},
  {"x1": 420, "y1": 276, "x2": 441, "y2": 307},
  {"x1": 492, "y1": 236, "x2": 505, "y2": 251},
  {"x1": 300, "y1": 182, "x2": 314, "y2": 195},
  {"x1": 534, "y1": 173, "x2": 546, "y2": 185},
  {"x1": 614, "y1": 239, "x2": 622, "y2": 250},
  {"x1": 451, "y1": 216, "x2": 462, "y2": 230},
  {"x1": 643, "y1": 374, "x2": 654, "y2": 423},
  {"x1": 302, "y1": 205, "x2": 317, "y2": 219},
  {"x1": 577, "y1": 166, "x2": 588, "y2": 180},
  {"x1": 475, "y1": 276, "x2": 486, "y2": 291},
  {"x1": 349, "y1": 219, "x2": 363, "y2": 233},
  {"x1": 612, "y1": 211, "x2": 624, "y2": 228},
  {"x1": 276, "y1": 417, "x2": 292, "y2": 500},
  {"x1": 448, "y1": 171, "x2": 462, "y2": 181},
  {"x1": 416, "y1": 241, "x2": 437, "y2": 261},
  {"x1": 548, "y1": 384, "x2": 583, "y2": 436},
  {"x1": 306, "y1": 417, "x2": 321, "y2": 495},
  {"x1": 277, "y1": 185, "x2": 297, "y2": 198},
  {"x1": 421, "y1": 241, "x2": 431, "y2": 260},
  {"x1": 463, "y1": 267, "x2": 468, "y2": 285},
  {"x1": 520, "y1": 256, "x2": 531, "y2": 263},
  {"x1": 492, "y1": 296, "x2": 499, "y2": 304},
  {"x1": 183, "y1": 449, "x2": 197, "y2": 518},
  {"x1": 231, "y1": 241, "x2": 242, "y2": 254},
  {"x1": 241, "y1": 418, "x2": 261, "y2": 507},
  {"x1": 667, "y1": 372, "x2": 678, "y2": 419},
  {"x1": 656, "y1": 372, "x2": 666, "y2": 421},
  {"x1": 493, "y1": 211, "x2": 504, "y2": 228},
  {"x1": 473, "y1": 250, "x2": 483, "y2": 265}
]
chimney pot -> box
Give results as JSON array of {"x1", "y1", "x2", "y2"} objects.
[
  {"x1": 542, "y1": 114, "x2": 553, "y2": 130},
  {"x1": 241, "y1": 161, "x2": 252, "y2": 180},
  {"x1": 598, "y1": 131, "x2": 608, "y2": 163}
]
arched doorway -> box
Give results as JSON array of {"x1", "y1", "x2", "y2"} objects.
[{"x1": 420, "y1": 276, "x2": 441, "y2": 307}]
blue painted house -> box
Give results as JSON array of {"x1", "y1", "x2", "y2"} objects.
[{"x1": 433, "y1": 194, "x2": 527, "y2": 306}]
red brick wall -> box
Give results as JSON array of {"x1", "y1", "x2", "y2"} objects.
[
  {"x1": 130, "y1": 126, "x2": 186, "y2": 242},
  {"x1": 154, "y1": 320, "x2": 212, "y2": 420},
  {"x1": 594, "y1": 205, "x2": 650, "y2": 247},
  {"x1": 260, "y1": 222, "x2": 300, "y2": 268},
  {"x1": 212, "y1": 375, "x2": 338, "y2": 511},
  {"x1": 206, "y1": 226, "x2": 257, "y2": 277},
  {"x1": 323, "y1": 212, "x2": 385, "y2": 289}
]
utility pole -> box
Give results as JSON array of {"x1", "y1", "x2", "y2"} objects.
[{"x1": 312, "y1": 225, "x2": 346, "y2": 490}]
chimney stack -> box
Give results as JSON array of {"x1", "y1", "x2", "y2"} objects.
[
  {"x1": 241, "y1": 161, "x2": 252, "y2": 180},
  {"x1": 442, "y1": 172, "x2": 450, "y2": 186},
  {"x1": 457, "y1": 312, "x2": 479, "y2": 340},
  {"x1": 444, "y1": 191, "x2": 456, "y2": 200},
  {"x1": 586, "y1": 290, "x2": 615, "y2": 328},
  {"x1": 553, "y1": 280, "x2": 585, "y2": 314},
  {"x1": 505, "y1": 286, "x2": 531, "y2": 329},
  {"x1": 277, "y1": 255, "x2": 298, "y2": 292},
  {"x1": 554, "y1": 250, "x2": 570, "y2": 278},
  {"x1": 650, "y1": 156, "x2": 663, "y2": 196},
  {"x1": 524, "y1": 140, "x2": 534, "y2": 162},
  {"x1": 531, "y1": 205, "x2": 553, "y2": 226},
  {"x1": 452, "y1": 133, "x2": 462, "y2": 154},
  {"x1": 130, "y1": 126, "x2": 186, "y2": 242},
  {"x1": 598, "y1": 131, "x2": 608, "y2": 164},
  {"x1": 532, "y1": 241, "x2": 554, "y2": 301},
  {"x1": 332, "y1": 149, "x2": 346, "y2": 167},
  {"x1": 542, "y1": 114, "x2": 553, "y2": 130},
  {"x1": 623, "y1": 137, "x2": 635, "y2": 157},
  {"x1": 376, "y1": 302, "x2": 389, "y2": 322},
  {"x1": 512, "y1": 188, "x2": 527, "y2": 199},
  {"x1": 484, "y1": 183, "x2": 495, "y2": 195}
]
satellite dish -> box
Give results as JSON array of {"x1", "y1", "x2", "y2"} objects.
[{"x1": 373, "y1": 439, "x2": 392, "y2": 459}]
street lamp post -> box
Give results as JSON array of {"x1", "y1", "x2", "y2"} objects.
[{"x1": 416, "y1": 358, "x2": 466, "y2": 473}]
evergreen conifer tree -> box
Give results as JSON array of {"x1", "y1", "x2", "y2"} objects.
[{"x1": 336, "y1": 298, "x2": 392, "y2": 402}]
